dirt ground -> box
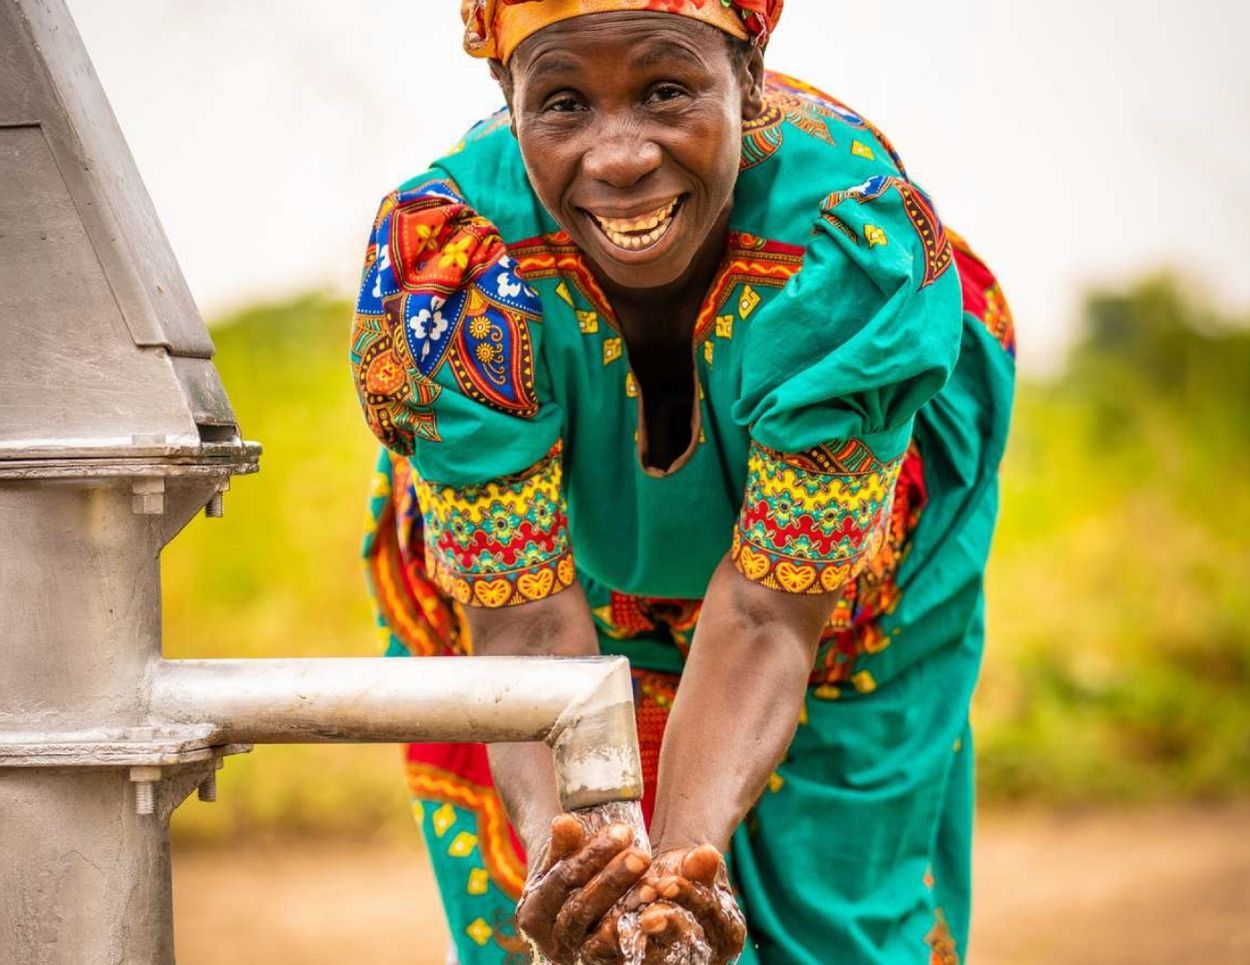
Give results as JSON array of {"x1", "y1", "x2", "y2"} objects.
[{"x1": 172, "y1": 804, "x2": 1250, "y2": 964}]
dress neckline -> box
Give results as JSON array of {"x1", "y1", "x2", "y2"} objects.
[{"x1": 509, "y1": 229, "x2": 807, "y2": 477}]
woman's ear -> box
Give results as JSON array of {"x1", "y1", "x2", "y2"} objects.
[
  {"x1": 740, "y1": 45, "x2": 766, "y2": 121},
  {"x1": 488, "y1": 59, "x2": 519, "y2": 136}
]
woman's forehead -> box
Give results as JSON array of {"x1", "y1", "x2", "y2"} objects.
[{"x1": 515, "y1": 15, "x2": 722, "y2": 76}]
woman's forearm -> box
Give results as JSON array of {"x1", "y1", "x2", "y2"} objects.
[
  {"x1": 466, "y1": 585, "x2": 602, "y2": 853},
  {"x1": 648, "y1": 557, "x2": 832, "y2": 854}
]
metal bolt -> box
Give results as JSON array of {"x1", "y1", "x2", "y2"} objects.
[
  {"x1": 204, "y1": 489, "x2": 224, "y2": 518},
  {"x1": 197, "y1": 770, "x2": 217, "y2": 802},
  {"x1": 129, "y1": 766, "x2": 161, "y2": 816},
  {"x1": 134, "y1": 782, "x2": 155, "y2": 815}
]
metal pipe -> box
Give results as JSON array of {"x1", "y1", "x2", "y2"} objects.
[{"x1": 149, "y1": 657, "x2": 644, "y2": 810}]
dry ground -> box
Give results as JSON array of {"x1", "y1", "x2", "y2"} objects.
[{"x1": 172, "y1": 804, "x2": 1250, "y2": 964}]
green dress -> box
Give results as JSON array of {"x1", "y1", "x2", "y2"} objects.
[{"x1": 351, "y1": 71, "x2": 1015, "y2": 964}]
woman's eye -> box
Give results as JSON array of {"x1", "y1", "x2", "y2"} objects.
[
  {"x1": 648, "y1": 84, "x2": 687, "y2": 104},
  {"x1": 544, "y1": 95, "x2": 583, "y2": 113}
]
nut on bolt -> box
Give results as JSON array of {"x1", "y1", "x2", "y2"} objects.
[{"x1": 131, "y1": 478, "x2": 165, "y2": 516}]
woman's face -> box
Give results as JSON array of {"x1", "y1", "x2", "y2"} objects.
[{"x1": 504, "y1": 13, "x2": 763, "y2": 293}]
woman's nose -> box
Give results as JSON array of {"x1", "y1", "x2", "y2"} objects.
[{"x1": 580, "y1": 123, "x2": 662, "y2": 188}]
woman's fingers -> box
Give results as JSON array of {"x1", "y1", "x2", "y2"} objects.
[
  {"x1": 552, "y1": 847, "x2": 650, "y2": 957},
  {"x1": 579, "y1": 908, "x2": 623, "y2": 964},
  {"x1": 543, "y1": 813, "x2": 585, "y2": 872},
  {"x1": 679, "y1": 844, "x2": 723, "y2": 885},
  {"x1": 638, "y1": 902, "x2": 706, "y2": 965},
  {"x1": 653, "y1": 875, "x2": 746, "y2": 959},
  {"x1": 517, "y1": 823, "x2": 634, "y2": 950}
]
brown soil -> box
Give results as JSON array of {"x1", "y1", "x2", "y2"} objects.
[{"x1": 172, "y1": 804, "x2": 1250, "y2": 964}]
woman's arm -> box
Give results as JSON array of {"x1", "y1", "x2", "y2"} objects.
[
  {"x1": 467, "y1": 587, "x2": 654, "y2": 962},
  {"x1": 648, "y1": 554, "x2": 833, "y2": 854},
  {"x1": 577, "y1": 555, "x2": 833, "y2": 963},
  {"x1": 463, "y1": 584, "x2": 600, "y2": 852}
]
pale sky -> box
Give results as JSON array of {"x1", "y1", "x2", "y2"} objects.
[{"x1": 66, "y1": 0, "x2": 1250, "y2": 375}]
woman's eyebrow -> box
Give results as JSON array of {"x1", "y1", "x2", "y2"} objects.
[
  {"x1": 523, "y1": 52, "x2": 583, "y2": 81},
  {"x1": 629, "y1": 41, "x2": 708, "y2": 71}
]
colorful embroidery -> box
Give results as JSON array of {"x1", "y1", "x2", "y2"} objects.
[
  {"x1": 822, "y1": 174, "x2": 954, "y2": 289},
  {"x1": 733, "y1": 439, "x2": 902, "y2": 595},
  {"x1": 416, "y1": 444, "x2": 575, "y2": 608},
  {"x1": 693, "y1": 234, "x2": 803, "y2": 341},
  {"x1": 349, "y1": 179, "x2": 543, "y2": 456},
  {"x1": 407, "y1": 761, "x2": 527, "y2": 900},
  {"x1": 364, "y1": 450, "x2": 466, "y2": 657},
  {"x1": 511, "y1": 229, "x2": 803, "y2": 347},
  {"x1": 950, "y1": 231, "x2": 1017, "y2": 357},
  {"x1": 769, "y1": 71, "x2": 909, "y2": 177},
  {"x1": 741, "y1": 87, "x2": 839, "y2": 170},
  {"x1": 811, "y1": 444, "x2": 926, "y2": 688}
]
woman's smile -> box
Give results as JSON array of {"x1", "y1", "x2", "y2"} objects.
[{"x1": 582, "y1": 195, "x2": 685, "y2": 255}]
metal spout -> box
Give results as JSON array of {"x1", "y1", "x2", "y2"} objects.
[{"x1": 148, "y1": 656, "x2": 643, "y2": 809}]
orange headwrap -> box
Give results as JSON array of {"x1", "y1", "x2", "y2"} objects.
[{"x1": 462, "y1": 0, "x2": 784, "y2": 64}]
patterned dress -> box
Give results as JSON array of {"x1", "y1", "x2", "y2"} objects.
[{"x1": 351, "y1": 71, "x2": 1015, "y2": 964}]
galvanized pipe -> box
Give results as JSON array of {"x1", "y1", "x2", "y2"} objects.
[{"x1": 149, "y1": 657, "x2": 644, "y2": 809}]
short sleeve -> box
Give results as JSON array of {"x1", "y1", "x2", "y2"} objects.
[
  {"x1": 731, "y1": 174, "x2": 963, "y2": 594},
  {"x1": 349, "y1": 175, "x2": 573, "y2": 608}
]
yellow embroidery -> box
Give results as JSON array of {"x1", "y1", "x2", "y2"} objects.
[
  {"x1": 555, "y1": 280, "x2": 574, "y2": 305},
  {"x1": 466, "y1": 918, "x2": 493, "y2": 946},
  {"x1": 851, "y1": 139, "x2": 875, "y2": 160},
  {"x1": 738, "y1": 285, "x2": 761, "y2": 318},
  {"x1": 865, "y1": 224, "x2": 888, "y2": 247},
  {"x1": 851, "y1": 670, "x2": 877, "y2": 694},
  {"x1": 577, "y1": 309, "x2": 599, "y2": 334},
  {"x1": 467, "y1": 868, "x2": 490, "y2": 895},
  {"x1": 732, "y1": 440, "x2": 902, "y2": 596},
  {"x1": 604, "y1": 337, "x2": 623, "y2": 365},
  {"x1": 704, "y1": 341, "x2": 714, "y2": 366},
  {"x1": 715, "y1": 314, "x2": 734, "y2": 339},
  {"x1": 448, "y1": 831, "x2": 478, "y2": 857},
  {"x1": 433, "y1": 802, "x2": 456, "y2": 838},
  {"x1": 625, "y1": 371, "x2": 639, "y2": 397},
  {"x1": 417, "y1": 445, "x2": 574, "y2": 609}
]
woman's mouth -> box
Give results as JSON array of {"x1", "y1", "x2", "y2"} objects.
[{"x1": 586, "y1": 197, "x2": 683, "y2": 252}]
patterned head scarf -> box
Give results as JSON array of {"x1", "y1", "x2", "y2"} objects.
[{"x1": 462, "y1": 0, "x2": 784, "y2": 64}]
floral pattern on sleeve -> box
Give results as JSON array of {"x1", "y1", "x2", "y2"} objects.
[
  {"x1": 415, "y1": 443, "x2": 575, "y2": 608},
  {"x1": 732, "y1": 439, "x2": 903, "y2": 595},
  {"x1": 350, "y1": 178, "x2": 543, "y2": 456}
]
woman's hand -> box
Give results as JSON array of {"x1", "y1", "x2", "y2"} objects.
[
  {"x1": 581, "y1": 845, "x2": 746, "y2": 965},
  {"x1": 516, "y1": 812, "x2": 652, "y2": 963}
]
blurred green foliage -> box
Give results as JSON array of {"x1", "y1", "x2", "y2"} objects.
[
  {"x1": 164, "y1": 295, "x2": 410, "y2": 844},
  {"x1": 167, "y1": 277, "x2": 1250, "y2": 842},
  {"x1": 976, "y1": 275, "x2": 1250, "y2": 801}
]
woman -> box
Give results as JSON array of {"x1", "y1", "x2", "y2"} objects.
[{"x1": 350, "y1": 2, "x2": 1015, "y2": 962}]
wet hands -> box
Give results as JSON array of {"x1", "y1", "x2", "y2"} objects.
[
  {"x1": 585, "y1": 846, "x2": 746, "y2": 965},
  {"x1": 517, "y1": 811, "x2": 744, "y2": 965},
  {"x1": 517, "y1": 812, "x2": 652, "y2": 963}
]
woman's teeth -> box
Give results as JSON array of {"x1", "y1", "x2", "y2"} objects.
[{"x1": 593, "y1": 199, "x2": 679, "y2": 251}]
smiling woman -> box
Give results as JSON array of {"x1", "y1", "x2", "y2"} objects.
[{"x1": 349, "y1": 2, "x2": 1015, "y2": 963}]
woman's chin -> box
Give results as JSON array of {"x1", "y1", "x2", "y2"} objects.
[{"x1": 579, "y1": 232, "x2": 701, "y2": 291}]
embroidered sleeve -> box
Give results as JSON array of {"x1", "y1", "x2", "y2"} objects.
[
  {"x1": 350, "y1": 175, "x2": 560, "y2": 488},
  {"x1": 416, "y1": 443, "x2": 576, "y2": 608},
  {"x1": 732, "y1": 439, "x2": 902, "y2": 595}
]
